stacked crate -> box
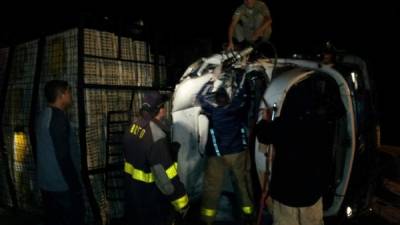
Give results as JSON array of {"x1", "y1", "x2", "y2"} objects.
[
  {"x1": 0, "y1": 27, "x2": 170, "y2": 224},
  {"x1": 121, "y1": 38, "x2": 149, "y2": 61},
  {"x1": 84, "y1": 29, "x2": 118, "y2": 58},
  {"x1": 84, "y1": 89, "x2": 134, "y2": 222},
  {"x1": 38, "y1": 28, "x2": 79, "y2": 127},
  {"x1": 1, "y1": 41, "x2": 40, "y2": 211},
  {"x1": 83, "y1": 29, "x2": 123, "y2": 223},
  {"x1": 84, "y1": 89, "x2": 132, "y2": 171},
  {"x1": 39, "y1": 28, "x2": 163, "y2": 223},
  {"x1": 159, "y1": 55, "x2": 168, "y2": 87},
  {"x1": 82, "y1": 29, "x2": 169, "y2": 223},
  {"x1": 158, "y1": 55, "x2": 168, "y2": 87},
  {"x1": 120, "y1": 37, "x2": 155, "y2": 87}
]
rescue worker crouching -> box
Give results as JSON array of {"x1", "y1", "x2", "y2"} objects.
[
  {"x1": 197, "y1": 81, "x2": 254, "y2": 225},
  {"x1": 123, "y1": 91, "x2": 189, "y2": 225}
]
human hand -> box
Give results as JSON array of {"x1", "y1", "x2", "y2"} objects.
[
  {"x1": 252, "y1": 29, "x2": 263, "y2": 41},
  {"x1": 264, "y1": 195, "x2": 272, "y2": 208},
  {"x1": 176, "y1": 204, "x2": 190, "y2": 220},
  {"x1": 261, "y1": 108, "x2": 272, "y2": 121},
  {"x1": 227, "y1": 41, "x2": 234, "y2": 50}
]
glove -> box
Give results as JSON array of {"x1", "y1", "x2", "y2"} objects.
[
  {"x1": 174, "y1": 204, "x2": 190, "y2": 224},
  {"x1": 261, "y1": 108, "x2": 272, "y2": 121},
  {"x1": 178, "y1": 204, "x2": 190, "y2": 219}
]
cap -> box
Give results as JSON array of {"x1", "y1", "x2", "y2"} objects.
[{"x1": 142, "y1": 91, "x2": 169, "y2": 111}]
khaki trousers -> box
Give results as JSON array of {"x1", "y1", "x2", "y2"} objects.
[
  {"x1": 270, "y1": 197, "x2": 324, "y2": 225},
  {"x1": 201, "y1": 150, "x2": 254, "y2": 223}
]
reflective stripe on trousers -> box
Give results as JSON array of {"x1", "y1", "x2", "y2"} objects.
[
  {"x1": 201, "y1": 206, "x2": 253, "y2": 217},
  {"x1": 201, "y1": 207, "x2": 217, "y2": 218}
]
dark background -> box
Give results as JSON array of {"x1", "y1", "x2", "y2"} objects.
[{"x1": 0, "y1": 0, "x2": 399, "y2": 145}]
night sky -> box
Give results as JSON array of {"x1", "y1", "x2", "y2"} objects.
[{"x1": 0, "y1": 0, "x2": 399, "y2": 145}]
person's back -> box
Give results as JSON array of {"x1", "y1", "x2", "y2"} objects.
[
  {"x1": 257, "y1": 114, "x2": 330, "y2": 206},
  {"x1": 198, "y1": 85, "x2": 247, "y2": 155},
  {"x1": 255, "y1": 77, "x2": 345, "y2": 225},
  {"x1": 124, "y1": 118, "x2": 178, "y2": 224},
  {"x1": 123, "y1": 91, "x2": 189, "y2": 225},
  {"x1": 36, "y1": 106, "x2": 80, "y2": 191},
  {"x1": 197, "y1": 84, "x2": 254, "y2": 225},
  {"x1": 206, "y1": 99, "x2": 246, "y2": 155}
]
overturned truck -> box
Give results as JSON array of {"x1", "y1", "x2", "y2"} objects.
[{"x1": 171, "y1": 46, "x2": 379, "y2": 222}]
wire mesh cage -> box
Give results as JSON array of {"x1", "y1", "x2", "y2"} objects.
[
  {"x1": 84, "y1": 29, "x2": 118, "y2": 59},
  {"x1": 83, "y1": 29, "x2": 170, "y2": 225},
  {"x1": 83, "y1": 57, "x2": 155, "y2": 87},
  {"x1": 38, "y1": 28, "x2": 79, "y2": 127},
  {"x1": 85, "y1": 89, "x2": 131, "y2": 221},
  {"x1": 0, "y1": 27, "x2": 171, "y2": 224},
  {"x1": 0, "y1": 47, "x2": 12, "y2": 207},
  {"x1": 120, "y1": 38, "x2": 149, "y2": 62},
  {"x1": 84, "y1": 89, "x2": 132, "y2": 170},
  {"x1": 1, "y1": 40, "x2": 40, "y2": 211},
  {"x1": 158, "y1": 55, "x2": 168, "y2": 87},
  {"x1": 0, "y1": 153, "x2": 12, "y2": 207}
]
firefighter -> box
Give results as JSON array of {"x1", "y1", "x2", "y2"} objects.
[
  {"x1": 123, "y1": 91, "x2": 189, "y2": 225},
  {"x1": 197, "y1": 82, "x2": 254, "y2": 225}
]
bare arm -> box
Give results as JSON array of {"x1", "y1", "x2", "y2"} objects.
[
  {"x1": 227, "y1": 15, "x2": 240, "y2": 50},
  {"x1": 252, "y1": 2, "x2": 272, "y2": 41},
  {"x1": 252, "y1": 15, "x2": 272, "y2": 41}
]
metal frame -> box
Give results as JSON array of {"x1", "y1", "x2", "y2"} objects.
[
  {"x1": 0, "y1": 18, "x2": 172, "y2": 223},
  {"x1": 29, "y1": 38, "x2": 45, "y2": 163},
  {"x1": 78, "y1": 24, "x2": 171, "y2": 223},
  {"x1": 77, "y1": 27, "x2": 102, "y2": 225},
  {"x1": 0, "y1": 46, "x2": 17, "y2": 209}
]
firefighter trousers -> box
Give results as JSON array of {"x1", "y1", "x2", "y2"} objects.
[{"x1": 201, "y1": 150, "x2": 254, "y2": 223}]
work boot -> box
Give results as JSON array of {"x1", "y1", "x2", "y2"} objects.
[
  {"x1": 198, "y1": 220, "x2": 212, "y2": 225},
  {"x1": 241, "y1": 214, "x2": 255, "y2": 225}
]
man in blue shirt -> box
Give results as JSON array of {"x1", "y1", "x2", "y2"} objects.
[{"x1": 198, "y1": 83, "x2": 254, "y2": 225}]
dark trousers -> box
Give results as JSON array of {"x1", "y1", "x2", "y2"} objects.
[
  {"x1": 125, "y1": 204, "x2": 175, "y2": 225},
  {"x1": 125, "y1": 186, "x2": 175, "y2": 225},
  {"x1": 41, "y1": 189, "x2": 85, "y2": 225}
]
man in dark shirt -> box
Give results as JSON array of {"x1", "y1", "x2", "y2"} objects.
[
  {"x1": 255, "y1": 77, "x2": 345, "y2": 225},
  {"x1": 35, "y1": 80, "x2": 84, "y2": 225}
]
